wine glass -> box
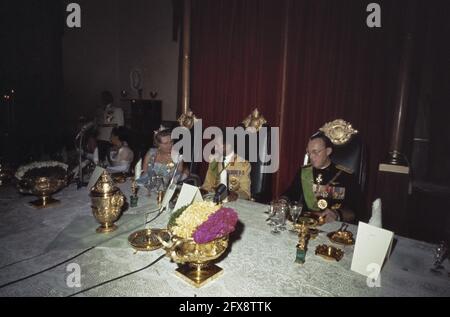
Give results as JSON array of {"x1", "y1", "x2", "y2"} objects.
[
  {"x1": 289, "y1": 201, "x2": 303, "y2": 233},
  {"x1": 266, "y1": 200, "x2": 279, "y2": 225},
  {"x1": 270, "y1": 206, "x2": 287, "y2": 234},
  {"x1": 270, "y1": 209, "x2": 282, "y2": 234},
  {"x1": 265, "y1": 200, "x2": 276, "y2": 214},
  {"x1": 278, "y1": 205, "x2": 288, "y2": 231},
  {"x1": 150, "y1": 91, "x2": 158, "y2": 99}
]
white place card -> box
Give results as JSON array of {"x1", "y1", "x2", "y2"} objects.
[
  {"x1": 134, "y1": 159, "x2": 142, "y2": 180},
  {"x1": 172, "y1": 183, "x2": 203, "y2": 212},
  {"x1": 160, "y1": 183, "x2": 176, "y2": 212},
  {"x1": 351, "y1": 221, "x2": 394, "y2": 280},
  {"x1": 87, "y1": 166, "x2": 106, "y2": 191}
]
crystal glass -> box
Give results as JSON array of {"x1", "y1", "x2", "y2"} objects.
[
  {"x1": 270, "y1": 205, "x2": 287, "y2": 234},
  {"x1": 289, "y1": 201, "x2": 303, "y2": 233}
]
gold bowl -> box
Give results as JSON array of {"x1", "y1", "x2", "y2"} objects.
[
  {"x1": 296, "y1": 216, "x2": 318, "y2": 228},
  {"x1": 327, "y1": 230, "x2": 355, "y2": 246},
  {"x1": 302, "y1": 212, "x2": 326, "y2": 226},
  {"x1": 315, "y1": 244, "x2": 344, "y2": 262},
  {"x1": 20, "y1": 176, "x2": 67, "y2": 208},
  {"x1": 158, "y1": 233, "x2": 229, "y2": 288}
]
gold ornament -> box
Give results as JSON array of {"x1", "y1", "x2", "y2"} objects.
[
  {"x1": 178, "y1": 110, "x2": 199, "y2": 129},
  {"x1": 319, "y1": 119, "x2": 358, "y2": 146},
  {"x1": 242, "y1": 108, "x2": 267, "y2": 132}
]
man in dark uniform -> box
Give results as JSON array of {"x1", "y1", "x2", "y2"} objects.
[{"x1": 282, "y1": 132, "x2": 357, "y2": 223}]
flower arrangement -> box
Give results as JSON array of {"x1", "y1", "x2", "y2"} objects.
[
  {"x1": 168, "y1": 201, "x2": 238, "y2": 244},
  {"x1": 15, "y1": 161, "x2": 68, "y2": 181}
]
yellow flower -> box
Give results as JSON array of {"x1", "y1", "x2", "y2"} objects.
[{"x1": 172, "y1": 201, "x2": 221, "y2": 239}]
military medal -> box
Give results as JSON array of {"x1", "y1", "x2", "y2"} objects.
[
  {"x1": 316, "y1": 174, "x2": 323, "y2": 185},
  {"x1": 317, "y1": 199, "x2": 328, "y2": 210}
]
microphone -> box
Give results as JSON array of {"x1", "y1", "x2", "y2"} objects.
[
  {"x1": 75, "y1": 122, "x2": 95, "y2": 139},
  {"x1": 214, "y1": 183, "x2": 228, "y2": 204}
]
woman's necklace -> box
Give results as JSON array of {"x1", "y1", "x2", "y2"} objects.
[{"x1": 156, "y1": 150, "x2": 172, "y2": 164}]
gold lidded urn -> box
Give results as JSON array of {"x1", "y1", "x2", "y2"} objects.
[{"x1": 90, "y1": 171, "x2": 125, "y2": 233}]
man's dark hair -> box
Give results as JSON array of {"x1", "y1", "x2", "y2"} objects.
[
  {"x1": 310, "y1": 131, "x2": 333, "y2": 149},
  {"x1": 111, "y1": 126, "x2": 129, "y2": 143}
]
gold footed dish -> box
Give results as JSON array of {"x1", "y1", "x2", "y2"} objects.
[
  {"x1": 176, "y1": 262, "x2": 224, "y2": 288},
  {"x1": 158, "y1": 233, "x2": 229, "y2": 288},
  {"x1": 29, "y1": 196, "x2": 60, "y2": 209},
  {"x1": 26, "y1": 176, "x2": 66, "y2": 209}
]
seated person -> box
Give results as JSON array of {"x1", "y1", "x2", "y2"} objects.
[
  {"x1": 202, "y1": 133, "x2": 251, "y2": 200},
  {"x1": 83, "y1": 131, "x2": 99, "y2": 164},
  {"x1": 106, "y1": 127, "x2": 134, "y2": 173},
  {"x1": 96, "y1": 90, "x2": 124, "y2": 163},
  {"x1": 138, "y1": 128, "x2": 188, "y2": 187},
  {"x1": 282, "y1": 132, "x2": 357, "y2": 223}
]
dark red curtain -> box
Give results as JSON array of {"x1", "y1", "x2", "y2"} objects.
[
  {"x1": 191, "y1": 0, "x2": 286, "y2": 128},
  {"x1": 190, "y1": 0, "x2": 425, "y2": 218}
]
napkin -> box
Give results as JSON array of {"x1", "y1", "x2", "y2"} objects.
[{"x1": 368, "y1": 198, "x2": 382, "y2": 228}]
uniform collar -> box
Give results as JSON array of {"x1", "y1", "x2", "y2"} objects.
[{"x1": 224, "y1": 152, "x2": 235, "y2": 164}]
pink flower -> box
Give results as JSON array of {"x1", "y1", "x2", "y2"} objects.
[{"x1": 193, "y1": 207, "x2": 238, "y2": 244}]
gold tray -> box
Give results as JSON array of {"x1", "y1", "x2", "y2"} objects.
[
  {"x1": 315, "y1": 244, "x2": 344, "y2": 262},
  {"x1": 327, "y1": 230, "x2": 355, "y2": 246},
  {"x1": 296, "y1": 216, "x2": 318, "y2": 228},
  {"x1": 302, "y1": 212, "x2": 326, "y2": 226},
  {"x1": 128, "y1": 228, "x2": 170, "y2": 251}
]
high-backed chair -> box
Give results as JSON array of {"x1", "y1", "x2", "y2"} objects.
[
  {"x1": 319, "y1": 119, "x2": 366, "y2": 193},
  {"x1": 318, "y1": 119, "x2": 367, "y2": 221}
]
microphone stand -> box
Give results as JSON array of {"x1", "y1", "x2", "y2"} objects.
[{"x1": 76, "y1": 132, "x2": 88, "y2": 189}]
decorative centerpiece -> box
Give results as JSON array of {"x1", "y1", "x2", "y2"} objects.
[
  {"x1": 90, "y1": 171, "x2": 125, "y2": 233},
  {"x1": 15, "y1": 161, "x2": 68, "y2": 208},
  {"x1": 158, "y1": 201, "x2": 238, "y2": 287}
]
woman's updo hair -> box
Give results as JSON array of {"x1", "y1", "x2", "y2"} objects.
[{"x1": 153, "y1": 129, "x2": 172, "y2": 147}]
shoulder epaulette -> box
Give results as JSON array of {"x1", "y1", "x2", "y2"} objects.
[{"x1": 336, "y1": 164, "x2": 354, "y2": 174}]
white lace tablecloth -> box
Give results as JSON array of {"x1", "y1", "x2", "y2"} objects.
[{"x1": 0, "y1": 182, "x2": 449, "y2": 297}]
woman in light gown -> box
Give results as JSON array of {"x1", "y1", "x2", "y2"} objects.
[
  {"x1": 106, "y1": 127, "x2": 134, "y2": 173},
  {"x1": 137, "y1": 129, "x2": 188, "y2": 190}
]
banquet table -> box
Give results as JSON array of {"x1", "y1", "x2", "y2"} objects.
[{"x1": 0, "y1": 181, "x2": 449, "y2": 297}]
